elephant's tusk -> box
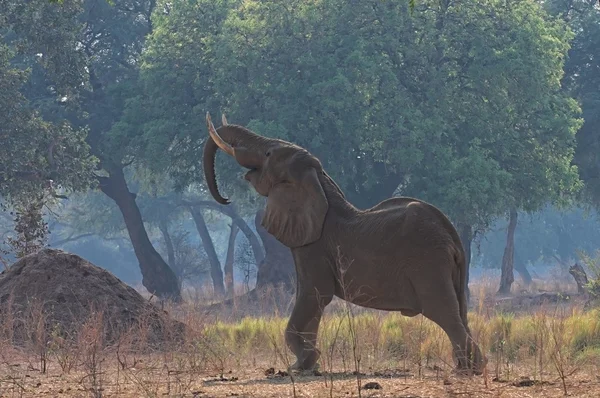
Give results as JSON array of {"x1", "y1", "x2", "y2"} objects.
[
  {"x1": 221, "y1": 113, "x2": 229, "y2": 126},
  {"x1": 206, "y1": 112, "x2": 234, "y2": 156}
]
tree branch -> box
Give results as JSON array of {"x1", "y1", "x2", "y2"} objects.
[{"x1": 51, "y1": 232, "x2": 95, "y2": 247}]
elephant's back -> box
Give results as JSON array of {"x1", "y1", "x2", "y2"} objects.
[{"x1": 357, "y1": 196, "x2": 462, "y2": 252}]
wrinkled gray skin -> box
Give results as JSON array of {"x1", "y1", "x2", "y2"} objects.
[{"x1": 203, "y1": 114, "x2": 486, "y2": 375}]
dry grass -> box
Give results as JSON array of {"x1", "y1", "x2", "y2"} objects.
[{"x1": 2, "y1": 274, "x2": 600, "y2": 397}]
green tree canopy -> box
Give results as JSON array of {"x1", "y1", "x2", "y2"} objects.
[
  {"x1": 135, "y1": 0, "x2": 580, "y2": 273},
  {"x1": 1, "y1": 0, "x2": 183, "y2": 299},
  {"x1": 134, "y1": 0, "x2": 579, "y2": 210},
  {"x1": 547, "y1": 0, "x2": 600, "y2": 208},
  {"x1": 0, "y1": 39, "x2": 95, "y2": 204},
  {"x1": 125, "y1": 0, "x2": 442, "y2": 209},
  {"x1": 402, "y1": 0, "x2": 580, "y2": 222}
]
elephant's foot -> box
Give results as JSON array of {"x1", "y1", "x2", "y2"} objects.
[
  {"x1": 288, "y1": 362, "x2": 321, "y2": 376},
  {"x1": 453, "y1": 343, "x2": 487, "y2": 376},
  {"x1": 288, "y1": 348, "x2": 321, "y2": 374},
  {"x1": 454, "y1": 354, "x2": 487, "y2": 376}
]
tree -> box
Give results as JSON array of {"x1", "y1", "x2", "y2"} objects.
[
  {"x1": 0, "y1": 22, "x2": 96, "y2": 259},
  {"x1": 182, "y1": 201, "x2": 295, "y2": 297},
  {"x1": 131, "y1": 0, "x2": 439, "y2": 211},
  {"x1": 1, "y1": 0, "x2": 182, "y2": 300},
  {"x1": 387, "y1": 0, "x2": 581, "y2": 298},
  {"x1": 0, "y1": 41, "x2": 96, "y2": 205},
  {"x1": 487, "y1": 0, "x2": 583, "y2": 294},
  {"x1": 212, "y1": 0, "x2": 434, "y2": 209},
  {"x1": 119, "y1": 0, "x2": 301, "y2": 294},
  {"x1": 223, "y1": 222, "x2": 239, "y2": 297},
  {"x1": 546, "y1": 0, "x2": 600, "y2": 208},
  {"x1": 122, "y1": 0, "x2": 580, "y2": 302}
]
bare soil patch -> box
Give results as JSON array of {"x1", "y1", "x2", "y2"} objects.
[{"x1": 2, "y1": 359, "x2": 599, "y2": 397}]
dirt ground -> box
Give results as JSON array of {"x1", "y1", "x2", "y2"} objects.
[{"x1": 2, "y1": 362, "x2": 599, "y2": 397}]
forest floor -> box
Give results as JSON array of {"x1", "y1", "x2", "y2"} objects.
[
  {"x1": 3, "y1": 295, "x2": 600, "y2": 397},
  {"x1": 2, "y1": 257, "x2": 600, "y2": 397},
  {"x1": 2, "y1": 359, "x2": 600, "y2": 397}
]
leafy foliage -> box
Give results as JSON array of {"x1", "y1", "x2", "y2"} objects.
[
  {"x1": 1, "y1": 0, "x2": 184, "y2": 298},
  {"x1": 400, "y1": 0, "x2": 581, "y2": 228},
  {"x1": 548, "y1": 0, "x2": 600, "y2": 208},
  {"x1": 0, "y1": 42, "x2": 96, "y2": 204},
  {"x1": 132, "y1": 0, "x2": 581, "y2": 227},
  {"x1": 0, "y1": 199, "x2": 49, "y2": 259}
]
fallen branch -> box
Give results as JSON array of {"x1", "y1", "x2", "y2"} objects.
[{"x1": 489, "y1": 292, "x2": 584, "y2": 312}]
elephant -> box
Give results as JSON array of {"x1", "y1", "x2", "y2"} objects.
[{"x1": 202, "y1": 113, "x2": 486, "y2": 375}]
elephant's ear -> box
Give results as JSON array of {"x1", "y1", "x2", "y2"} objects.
[{"x1": 262, "y1": 167, "x2": 328, "y2": 248}]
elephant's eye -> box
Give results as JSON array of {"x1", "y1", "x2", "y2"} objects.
[{"x1": 265, "y1": 150, "x2": 271, "y2": 157}]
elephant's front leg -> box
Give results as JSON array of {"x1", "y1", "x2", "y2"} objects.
[{"x1": 285, "y1": 293, "x2": 332, "y2": 371}]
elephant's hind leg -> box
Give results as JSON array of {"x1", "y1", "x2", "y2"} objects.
[{"x1": 416, "y1": 276, "x2": 484, "y2": 375}]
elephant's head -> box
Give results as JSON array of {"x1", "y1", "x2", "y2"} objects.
[{"x1": 203, "y1": 113, "x2": 329, "y2": 248}]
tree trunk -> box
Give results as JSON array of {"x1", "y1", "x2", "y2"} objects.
[
  {"x1": 254, "y1": 209, "x2": 296, "y2": 291},
  {"x1": 514, "y1": 250, "x2": 532, "y2": 286},
  {"x1": 97, "y1": 168, "x2": 181, "y2": 301},
  {"x1": 158, "y1": 219, "x2": 182, "y2": 286},
  {"x1": 189, "y1": 207, "x2": 225, "y2": 297},
  {"x1": 224, "y1": 223, "x2": 239, "y2": 298},
  {"x1": 222, "y1": 205, "x2": 264, "y2": 266},
  {"x1": 180, "y1": 201, "x2": 264, "y2": 267},
  {"x1": 158, "y1": 219, "x2": 175, "y2": 267},
  {"x1": 498, "y1": 209, "x2": 518, "y2": 295},
  {"x1": 457, "y1": 222, "x2": 473, "y2": 303}
]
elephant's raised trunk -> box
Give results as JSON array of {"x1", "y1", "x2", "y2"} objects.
[{"x1": 203, "y1": 113, "x2": 274, "y2": 204}]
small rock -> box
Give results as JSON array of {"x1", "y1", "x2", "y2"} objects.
[
  {"x1": 264, "y1": 367, "x2": 275, "y2": 376},
  {"x1": 266, "y1": 369, "x2": 289, "y2": 378},
  {"x1": 443, "y1": 379, "x2": 452, "y2": 385},
  {"x1": 513, "y1": 377, "x2": 535, "y2": 387},
  {"x1": 362, "y1": 382, "x2": 382, "y2": 390},
  {"x1": 374, "y1": 368, "x2": 411, "y2": 378},
  {"x1": 211, "y1": 375, "x2": 238, "y2": 382}
]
